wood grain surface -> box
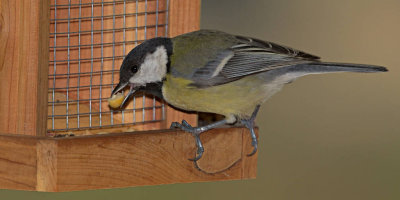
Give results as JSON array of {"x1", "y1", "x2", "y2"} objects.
[
  {"x1": 0, "y1": 127, "x2": 257, "y2": 191},
  {"x1": 0, "y1": 135, "x2": 37, "y2": 190},
  {"x1": 55, "y1": 127, "x2": 257, "y2": 191},
  {"x1": 36, "y1": 139, "x2": 58, "y2": 192},
  {"x1": 0, "y1": 0, "x2": 49, "y2": 136}
]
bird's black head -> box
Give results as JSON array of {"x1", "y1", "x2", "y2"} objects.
[{"x1": 111, "y1": 37, "x2": 173, "y2": 108}]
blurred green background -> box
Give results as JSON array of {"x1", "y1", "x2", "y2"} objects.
[{"x1": 1, "y1": 0, "x2": 399, "y2": 199}]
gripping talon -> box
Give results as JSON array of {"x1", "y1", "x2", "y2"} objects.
[
  {"x1": 189, "y1": 134, "x2": 204, "y2": 161},
  {"x1": 189, "y1": 146, "x2": 204, "y2": 161},
  {"x1": 247, "y1": 139, "x2": 258, "y2": 156},
  {"x1": 243, "y1": 105, "x2": 261, "y2": 157},
  {"x1": 169, "y1": 119, "x2": 227, "y2": 162},
  {"x1": 170, "y1": 122, "x2": 179, "y2": 129},
  {"x1": 181, "y1": 120, "x2": 192, "y2": 128}
]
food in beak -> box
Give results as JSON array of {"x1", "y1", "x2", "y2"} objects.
[
  {"x1": 108, "y1": 92, "x2": 125, "y2": 109},
  {"x1": 109, "y1": 83, "x2": 137, "y2": 109}
]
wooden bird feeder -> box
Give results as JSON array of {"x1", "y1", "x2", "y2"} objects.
[{"x1": 0, "y1": 0, "x2": 257, "y2": 191}]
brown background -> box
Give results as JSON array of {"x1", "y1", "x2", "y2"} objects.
[{"x1": 1, "y1": 0, "x2": 399, "y2": 199}]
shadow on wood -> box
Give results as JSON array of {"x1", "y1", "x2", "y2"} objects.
[{"x1": 0, "y1": 127, "x2": 258, "y2": 192}]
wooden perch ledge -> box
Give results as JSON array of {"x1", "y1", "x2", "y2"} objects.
[{"x1": 0, "y1": 127, "x2": 258, "y2": 192}]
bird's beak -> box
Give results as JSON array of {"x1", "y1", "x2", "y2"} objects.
[
  {"x1": 120, "y1": 84, "x2": 136, "y2": 109},
  {"x1": 111, "y1": 82, "x2": 128, "y2": 96},
  {"x1": 110, "y1": 82, "x2": 137, "y2": 109}
]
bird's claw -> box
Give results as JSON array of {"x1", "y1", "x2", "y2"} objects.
[
  {"x1": 170, "y1": 120, "x2": 197, "y2": 133},
  {"x1": 181, "y1": 120, "x2": 193, "y2": 128},
  {"x1": 170, "y1": 122, "x2": 179, "y2": 129},
  {"x1": 170, "y1": 120, "x2": 205, "y2": 161},
  {"x1": 189, "y1": 146, "x2": 204, "y2": 161},
  {"x1": 243, "y1": 105, "x2": 261, "y2": 157},
  {"x1": 247, "y1": 138, "x2": 258, "y2": 156}
]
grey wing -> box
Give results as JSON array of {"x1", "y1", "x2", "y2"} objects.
[{"x1": 191, "y1": 35, "x2": 320, "y2": 87}]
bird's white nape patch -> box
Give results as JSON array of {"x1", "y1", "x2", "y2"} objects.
[{"x1": 129, "y1": 46, "x2": 168, "y2": 85}]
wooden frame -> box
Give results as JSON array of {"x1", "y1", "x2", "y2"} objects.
[
  {"x1": 0, "y1": 0, "x2": 49, "y2": 136},
  {"x1": 0, "y1": 127, "x2": 257, "y2": 192},
  {"x1": 0, "y1": 0, "x2": 258, "y2": 191}
]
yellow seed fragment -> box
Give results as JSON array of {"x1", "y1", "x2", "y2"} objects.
[{"x1": 108, "y1": 93, "x2": 125, "y2": 109}]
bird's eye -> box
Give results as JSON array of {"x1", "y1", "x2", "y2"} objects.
[{"x1": 131, "y1": 66, "x2": 138, "y2": 73}]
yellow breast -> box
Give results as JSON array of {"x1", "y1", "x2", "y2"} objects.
[{"x1": 161, "y1": 74, "x2": 273, "y2": 119}]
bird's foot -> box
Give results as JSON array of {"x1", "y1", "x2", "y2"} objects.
[
  {"x1": 247, "y1": 133, "x2": 258, "y2": 156},
  {"x1": 241, "y1": 119, "x2": 258, "y2": 156},
  {"x1": 241, "y1": 105, "x2": 261, "y2": 156},
  {"x1": 170, "y1": 120, "x2": 204, "y2": 161},
  {"x1": 170, "y1": 119, "x2": 228, "y2": 161}
]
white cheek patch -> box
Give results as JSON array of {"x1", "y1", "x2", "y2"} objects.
[{"x1": 129, "y1": 46, "x2": 168, "y2": 85}]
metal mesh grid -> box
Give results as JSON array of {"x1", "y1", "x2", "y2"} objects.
[{"x1": 48, "y1": 0, "x2": 168, "y2": 132}]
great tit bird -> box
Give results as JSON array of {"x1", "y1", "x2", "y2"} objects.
[{"x1": 111, "y1": 29, "x2": 387, "y2": 161}]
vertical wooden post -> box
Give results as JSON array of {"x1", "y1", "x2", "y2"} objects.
[
  {"x1": 168, "y1": 0, "x2": 201, "y2": 37},
  {"x1": 36, "y1": 139, "x2": 58, "y2": 192},
  {"x1": 163, "y1": 0, "x2": 201, "y2": 128},
  {"x1": 0, "y1": 0, "x2": 49, "y2": 136}
]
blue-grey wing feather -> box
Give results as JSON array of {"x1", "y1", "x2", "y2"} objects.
[{"x1": 191, "y1": 35, "x2": 319, "y2": 87}]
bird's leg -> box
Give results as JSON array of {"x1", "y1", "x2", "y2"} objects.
[
  {"x1": 170, "y1": 119, "x2": 227, "y2": 161},
  {"x1": 240, "y1": 105, "x2": 261, "y2": 156}
]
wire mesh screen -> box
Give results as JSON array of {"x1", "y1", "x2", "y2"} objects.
[{"x1": 48, "y1": 0, "x2": 168, "y2": 132}]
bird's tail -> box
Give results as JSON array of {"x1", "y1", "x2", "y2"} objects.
[
  {"x1": 294, "y1": 62, "x2": 388, "y2": 73},
  {"x1": 272, "y1": 62, "x2": 387, "y2": 85}
]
